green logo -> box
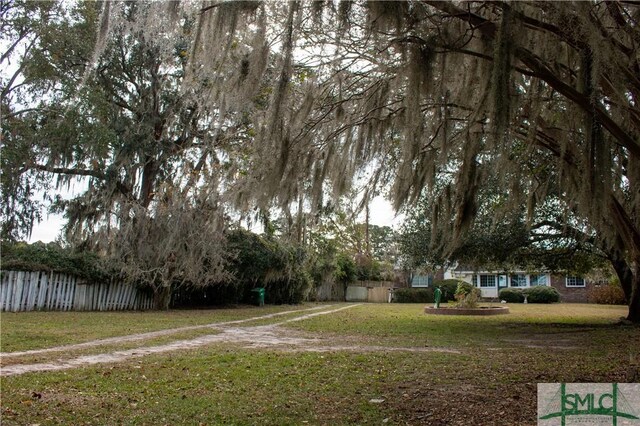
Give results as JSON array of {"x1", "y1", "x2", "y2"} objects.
[{"x1": 539, "y1": 383, "x2": 639, "y2": 425}]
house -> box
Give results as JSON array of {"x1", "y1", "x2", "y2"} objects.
[
  {"x1": 444, "y1": 267, "x2": 594, "y2": 302},
  {"x1": 410, "y1": 266, "x2": 595, "y2": 302},
  {"x1": 411, "y1": 269, "x2": 444, "y2": 288}
]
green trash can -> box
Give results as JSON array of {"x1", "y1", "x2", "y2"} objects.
[{"x1": 251, "y1": 288, "x2": 265, "y2": 306}]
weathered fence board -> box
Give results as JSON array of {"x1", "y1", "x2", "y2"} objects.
[
  {"x1": 0, "y1": 270, "x2": 153, "y2": 312},
  {"x1": 37, "y1": 272, "x2": 49, "y2": 309}
]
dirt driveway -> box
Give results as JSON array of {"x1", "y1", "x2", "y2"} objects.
[{"x1": 1, "y1": 304, "x2": 458, "y2": 377}]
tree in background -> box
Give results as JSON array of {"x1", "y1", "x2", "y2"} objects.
[
  {"x1": 400, "y1": 192, "x2": 610, "y2": 280},
  {"x1": 1, "y1": 1, "x2": 89, "y2": 240},
  {"x1": 2, "y1": 2, "x2": 265, "y2": 307}
]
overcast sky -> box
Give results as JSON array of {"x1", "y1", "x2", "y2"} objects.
[{"x1": 28, "y1": 195, "x2": 404, "y2": 244}]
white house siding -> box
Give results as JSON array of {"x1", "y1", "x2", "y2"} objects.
[{"x1": 447, "y1": 270, "x2": 552, "y2": 298}]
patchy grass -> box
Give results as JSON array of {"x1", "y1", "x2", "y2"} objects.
[
  {"x1": 1, "y1": 303, "x2": 638, "y2": 425},
  {"x1": 0, "y1": 304, "x2": 331, "y2": 352},
  {"x1": 2, "y1": 348, "x2": 399, "y2": 425},
  {"x1": 0, "y1": 328, "x2": 223, "y2": 368}
]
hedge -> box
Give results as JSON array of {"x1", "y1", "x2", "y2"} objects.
[
  {"x1": 525, "y1": 286, "x2": 560, "y2": 303},
  {"x1": 1, "y1": 241, "x2": 108, "y2": 281},
  {"x1": 499, "y1": 286, "x2": 560, "y2": 303},
  {"x1": 394, "y1": 288, "x2": 434, "y2": 303},
  {"x1": 588, "y1": 285, "x2": 626, "y2": 305},
  {"x1": 498, "y1": 288, "x2": 526, "y2": 303}
]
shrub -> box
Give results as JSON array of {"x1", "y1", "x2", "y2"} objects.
[
  {"x1": 454, "y1": 282, "x2": 476, "y2": 298},
  {"x1": 355, "y1": 254, "x2": 382, "y2": 281},
  {"x1": 455, "y1": 282, "x2": 481, "y2": 308},
  {"x1": 499, "y1": 288, "x2": 525, "y2": 303},
  {"x1": 588, "y1": 284, "x2": 626, "y2": 305},
  {"x1": 393, "y1": 288, "x2": 434, "y2": 303},
  {"x1": 225, "y1": 230, "x2": 311, "y2": 305},
  {"x1": 335, "y1": 253, "x2": 357, "y2": 287},
  {"x1": 266, "y1": 268, "x2": 313, "y2": 305},
  {"x1": 432, "y1": 279, "x2": 465, "y2": 302},
  {"x1": 0, "y1": 241, "x2": 108, "y2": 281},
  {"x1": 524, "y1": 286, "x2": 560, "y2": 303}
]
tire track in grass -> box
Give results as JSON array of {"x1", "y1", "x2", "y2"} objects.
[
  {"x1": 1, "y1": 304, "x2": 333, "y2": 358},
  {"x1": 0, "y1": 304, "x2": 355, "y2": 376},
  {"x1": 1, "y1": 303, "x2": 461, "y2": 377}
]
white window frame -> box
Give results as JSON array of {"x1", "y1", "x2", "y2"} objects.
[
  {"x1": 510, "y1": 274, "x2": 527, "y2": 287},
  {"x1": 498, "y1": 275, "x2": 508, "y2": 288},
  {"x1": 566, "y1": 276, "x2": 586, "y2": 288},
  {"x1": 479, "y1": 274, "x2": 497, "y2": 288},
  {"x1": 530, "y1": 274, "x2": 549, "y2": 287},
  {"x1": 411, "y1": 275, "x2": 433, "y2": 288}
]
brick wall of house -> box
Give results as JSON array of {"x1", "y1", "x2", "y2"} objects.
[{"x1": 549, "y1": 275, "x2": 594, "y2": 303}]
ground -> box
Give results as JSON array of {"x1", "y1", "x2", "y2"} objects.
[{"x1": 1, "y1": 303, "x2": 638, "y2": 425}]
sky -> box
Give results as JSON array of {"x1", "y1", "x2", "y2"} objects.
[{"x1": 28, "y1": 195, "x2": 404, "y2": 244}]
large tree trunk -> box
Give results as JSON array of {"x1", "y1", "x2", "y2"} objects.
[
  {"x1": 610, "y1": 256, "x2": 640, "y2": 323},
  {"x1": 610, "y1": 257, "x2": 633, "y2": 301},
  {"x1": 153, "y1": 285, "x2": 171, "y2": 310},
  {"x1": 608, "y1": 197, "x2": 640, "y2": 323},
  {"x1": 627, "y1": 264, "x2": 640, "y2": 323}
]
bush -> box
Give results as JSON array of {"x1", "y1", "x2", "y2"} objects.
[
  {"x1": 454, "y1": 282, "x2": 476, "y2": 298},
  {"x1": 523, "y1": 286, "x2": 560, "y2": 303},
  {"x1": 455, "y1": 282, "x2": 481, "y2": 308},
  {"x1": 393, "y1": 288, "x2": 434, "y2": 303},
  {"x1": 266, "y1": 269, "x2": 313, "y2": 305},
  {"x1": 432, "y1": 279, "x2": 465, "y2": 302},
  {"x1": 499, "y1": 287, "x2": 560, "y2": 303},
  {"x1": 0, "y1": 241, "x2": 107, "y2": 281},
  {"x1": 499, "y1": 288, "x2": 525, "y2": 303},
  {"x1": 335, "y1": 253, "x2": 357, "y2": 287},
  {"x1": 588, "y1": 284, "x2": 627, "y2": 305}
]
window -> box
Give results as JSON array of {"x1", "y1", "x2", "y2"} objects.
[
  {"x1": 498, "y1": 275, "x2": 508, "y2": 287},
  {"x1": 566, "y1": 276, "x2": 585, "y2": 287},
  {"x1": 530, "y1": 274, "x2": 548, "y2": 286},
  {"x1": 411, "y1": 275, "x2": 433, "y2": 287},
  {"x1": 510, "y1": 274, "x2": 527, "y2": 287},
  {"x1": 479, "y1": 275, "x2": 496, "y2": 288}
]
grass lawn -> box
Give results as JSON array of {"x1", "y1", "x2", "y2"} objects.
[
  {"x1": 0, "y1": 304, "x2": 332, "y2": 353},
  {"x1": 1, "y1": 303, "x2": 638, "y2": 425}
]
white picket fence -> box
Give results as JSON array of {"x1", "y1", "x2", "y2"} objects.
[{"x1": 0, "y1": 270, "x2": 154, "y2": 312}]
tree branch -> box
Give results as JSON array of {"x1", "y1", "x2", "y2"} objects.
[
  {"x1": 423, "y1": 0, "x2": 640, "y2": 157},
  {"x1": 28, "y1": 163, "x2": 108, "y2": 179}
]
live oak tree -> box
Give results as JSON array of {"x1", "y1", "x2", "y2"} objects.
[
  {"x1": 226, "y1": 0, "x2": 640, "y2": 321},
  {"x1": 399, "y1": 190, "x2": 610, "y2": 279},
  {"x1": 174, "y1": 1, "x2": 638, "y2": 321},
  {"x1": 1, "y1": 0, "x2": 88, "y2": 239},
  {"x1": 2, "y1": 2, "x2": 247, "y2": 308},
  {"x1": 4, "y1": 1, "x2": 640, "y2": 320}
]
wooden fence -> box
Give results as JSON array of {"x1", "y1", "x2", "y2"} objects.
[{"x1": 0, "y1": 270, "x2": 153, "y2": 312}]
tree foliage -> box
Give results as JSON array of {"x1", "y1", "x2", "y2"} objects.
[
  {"x1": 0, "y1": 240, "x2": 107, "y2": 282},
  {"x1": 400, "y1": 191, "x2": 608, "y2": 276},
  {"x1": 3, "y1": 0, "x2": 640, "y2": 320}
]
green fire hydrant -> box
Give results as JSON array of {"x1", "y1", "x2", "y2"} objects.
[
  {"x1": 251, "y1": 287, "x2": 265, "y2": 307},
  {"x1": 434, "y1": 286, "x2": 442, "y2": 309}
]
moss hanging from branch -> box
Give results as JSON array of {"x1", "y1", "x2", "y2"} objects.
[{"x1": 490, "y1": 4, "x2": 514, "y2": 142}]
